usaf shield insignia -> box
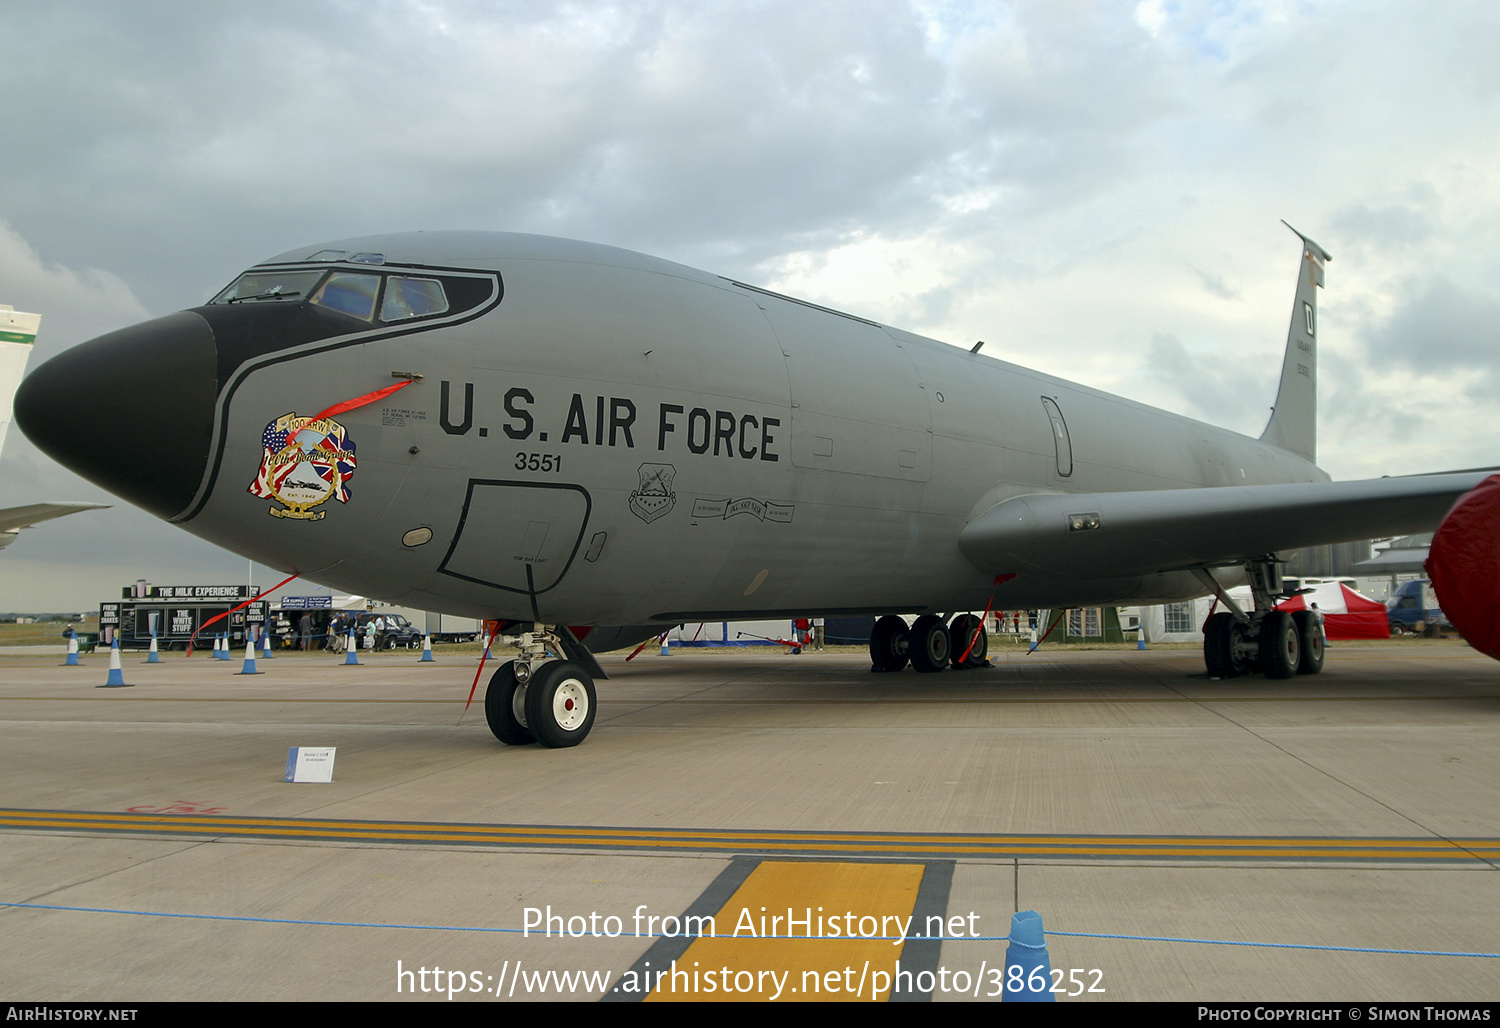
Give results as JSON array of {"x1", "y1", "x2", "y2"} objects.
[{"x1": 629, "y1": 462, "x2": 676, "y2": 523}]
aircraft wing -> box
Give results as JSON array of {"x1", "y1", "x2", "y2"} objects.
[
  {"x1": 0, "y1": 502, "x2": 110, "y2": 549},
  {"x1": 958, "y1": 472, "x2": 1487, "y2": 580}
]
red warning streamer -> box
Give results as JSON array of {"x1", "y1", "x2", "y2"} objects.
[
  {"x1": 1200, "y1": 595, "x2": 1219, "y2": 632},
  {"x1": 626, "y1": 633, "x2": 665, "y2": 662},
  {"x1": 461, "y1": 621, "x2": 502, "y2": 719},
  {"x1": 959, "y1": 573, "x2": 1015, "y2": 665},
  {"x1": 187, "y1": 571, "x2": 300, "y2": 656},
  {"x1": 1026, "y1": 609, "x2": 1067, "y2": 655},
  {"x1": 302, "y1": 379, "x2": 413, "y2": 431}
]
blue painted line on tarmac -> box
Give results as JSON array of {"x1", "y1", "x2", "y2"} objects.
[
  {"x1": 4, "y1": 901, "x2": 1497, "y2": 958},
  {"x1": 1043, "y1": 930, "x2": 1500, "y2": 959}
]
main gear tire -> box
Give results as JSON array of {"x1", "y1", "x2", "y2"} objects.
[
  {"x1": 949, "y1": 613, "x2": 988, "y2": 669},
  {"x1": 1204, "y1": 612, "x2": 1251, "y2": 679},
  {"x1": 524, "y1": 660, "x2": 597, "y2": 748},
  {"x1": 909, "y1": 614, "x2": 951, "y2": 673},
  {"x1": 484, "y1": 661, "x2": 534, "y2": 746},
  {"x1": 1292, "y1": 610, "x2": 1325, "y2": 675},
  {"x1": 869, "y1": 615, "x2": 911, "y2": 672},
  {"x1": 1259, "y1": 610, "x2": 1301, "y2": 680}
]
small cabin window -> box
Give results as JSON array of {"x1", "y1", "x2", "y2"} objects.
[{"x1": 1040, "y1": 396, "x2": 1073, "y2": 477}]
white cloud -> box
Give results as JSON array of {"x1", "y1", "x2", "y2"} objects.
[
  {"x1": 2, "y1": 0, "x2": 1500, "y2": 603},
  {"x1": 0, "y1": 222, "x2": 150, "y2": 361}
]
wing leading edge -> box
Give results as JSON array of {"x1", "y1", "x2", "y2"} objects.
[
  {"x1": 958, "y1": 472, "x2": 1487, "y2": 581},
  {"x1": 0, "y1": 502, "x2": 111, "y2": 550}
]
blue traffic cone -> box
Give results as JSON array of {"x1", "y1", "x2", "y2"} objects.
[
  {"x1": 219, "y1": 633, "x2": 233, "y2": 660},
  {"x1": 64, "y1": 635, "x2": 80, "y2": 666},
  {"x1": 146, "y1": 633, "x2": 161, "y2": 663},
  {"x1": 1136, "y1": 625, "x2": 1147, "y2": 650},
  {"x1": 342, "y1": 631, "x2": 361, "y2": 665},
  {"x1": 1003, "y1": 910, "x2": 1054, "y2": 1002},
  {"x1": 419, "y1": 633, "x2": 435, "y2": 662},
  {"x1": 100, "y1": 638, "x2": 130, "y2": 688},
  {"x1": 262, "y1": 632, "x2": 275, "y2": 659},
  {"x1": 236, "y1": 639, "x2": 262, "y2": 675},
  {"x1": 660, "y1": 634, "x2": 671, "y2": 656}
]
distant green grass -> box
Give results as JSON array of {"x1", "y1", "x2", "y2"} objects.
[{"x1": 0, "y1": 619, "x2": 100, "y2": 647}]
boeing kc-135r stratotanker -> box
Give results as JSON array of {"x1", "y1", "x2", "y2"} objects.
[{"x1": 14, "y1": 225, "x2": 1498, "y2": 748}]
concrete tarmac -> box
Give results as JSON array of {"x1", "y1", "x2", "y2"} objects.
[{"x1": 1, "y1": 641, "x2": 1498, "y2": 1003}]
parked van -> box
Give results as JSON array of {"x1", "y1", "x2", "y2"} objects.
[{"x1": 1386, "y1": 580, "x2": 1449, "y2": 636}]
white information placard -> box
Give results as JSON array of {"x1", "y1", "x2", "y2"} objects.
[{"x1": 284, "y1": 746, "x2": 336, "y2": 783}]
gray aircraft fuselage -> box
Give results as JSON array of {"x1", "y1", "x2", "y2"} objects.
[{"x1": 16, "y1": 232, "x2": 1334, "y2": 627}]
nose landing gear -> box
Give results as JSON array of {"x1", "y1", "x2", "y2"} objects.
[{"x1": 483, "y1": 625, "x2": 598, "y2": 748}]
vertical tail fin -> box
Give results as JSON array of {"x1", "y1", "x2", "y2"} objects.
[{"x1": 1259, "y1": 222, "x2": 1330, "y2": 464}]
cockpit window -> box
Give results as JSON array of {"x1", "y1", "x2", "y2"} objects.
[
  {"x1": 309, "y1": 272, "x2": 381, "y2": 321},
  {"x1": 307, "y1": 249, "x2": 346, "y2": 262},
  {"x1": 208, "y1": 264, "x2": 484, "y2": 327},
  {"x1": 348, "y1": 252, "x2": 385, "y2": 265},
  {"x1": 212, "y1": 269, "x2": 326, "y2": 304},
  {"x1": 381, "y1": 277, "x2": 449, "y2": 321}
]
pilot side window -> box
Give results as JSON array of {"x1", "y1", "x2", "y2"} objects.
[
  {"x1": 1040, "y1": 396, "x2": 1073, "y2": 477},
  {"x1": 310, "y1": 272, "x2": 381, "y2": 321},
  {"x1": 381, "y1": 277, "x2": 449, "y2": 321}
]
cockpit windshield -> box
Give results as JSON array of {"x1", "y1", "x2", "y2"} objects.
[
  {"x1": 210, "y1": 268, "x2": 453, "y2": 325},
  {"x1": 309, "y1": 272, "x2": 380, "y2": 320},
  {"x1": 382, "y1": 277, "x2": 449, "y2": 320},
  {"x1": 212, "y1": 270, "x2": 326, "y2": 304}
]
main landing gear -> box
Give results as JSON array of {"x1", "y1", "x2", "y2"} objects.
[
  {"x1": 1200, "y1": 557, "x2": 1325, "y2": 681},
  {"x1": 484, "y1": 625, "x2": 597, "y2": 748},
  {"x1": 869, "y1": 613, "x2": 990, "y2": 672}
]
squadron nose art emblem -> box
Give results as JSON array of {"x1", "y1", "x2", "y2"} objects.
[
  {"x1": 629, "y1": 463, "x2": 676, "y2": 523},
  {"x1": 250, "y1": 412, "x2": 358, "y2": 520}
]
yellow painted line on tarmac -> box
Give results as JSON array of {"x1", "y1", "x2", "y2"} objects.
[
  {"x1": 1, "y1": 808, "x2": 1495, "y2": 863},
  {"x1": 645, "y1": 861, "x2": 924, "y2": 1002}
]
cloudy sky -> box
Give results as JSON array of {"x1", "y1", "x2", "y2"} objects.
[{"x1": 2, "y1": 0, "x2": 1497, "y2": 609}]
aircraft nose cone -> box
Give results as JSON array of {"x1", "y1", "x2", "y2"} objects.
[{"x1": 15, "y1": 311, "x2": 218, "y2": 520}]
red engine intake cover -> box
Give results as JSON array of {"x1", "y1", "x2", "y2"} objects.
[{"x1": 1426, "y1": 474, "x2": 1500, "y2": 660}]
